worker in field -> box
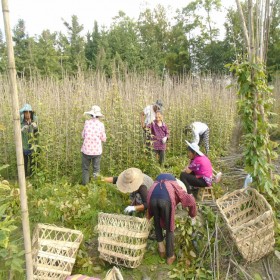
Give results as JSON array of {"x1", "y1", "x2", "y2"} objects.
[
  {"x1": 147, "y1": 173, "x2": 197, "y2": 265},
  {"x1": 81, "y1": 105, "x2": 106, "y2": 185},
  {"x1": 184, "y1": 121, "x2": 209, "y2": 155},
  {"x1": 140, "y1": 99, "x2": 163, "y2": 148},
  {"x1": 20, "y1": 103, "x2": 38, "y2": 177},
  {"x1": 146, "y1": 111, "x2": 169, "y2": 166},
  {"x1": 103, "y1": 168, "x2": 153, "y2": 214},
  {"x1": 180, "y1": 141, "x2": 213, "y2": 199}
]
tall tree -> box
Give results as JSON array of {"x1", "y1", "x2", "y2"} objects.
[
  {"x1": 34, "y1": 30, "x2": 61, "y2": 77},
  {"x1": 12, "y1": 19, "x2": 36, "y2": 77},
  {"x1": 165, "y1": 20, "x2": 191, "y2": 75},
  {"x1": 60, "y1": 15, "x2": 86, "y2": 74},
  {"x1": 138, "y1": 5, "x2": 170, "y2": 74},
  {"x1": 85, "y1": 20, "x2": 101, "y2": 70},
  {"x1": 179, "y1": 0, "x2": 223, "y2": 72},
  {"x1": 107, "y1": 11, "x2": 142, "y2": 73}
]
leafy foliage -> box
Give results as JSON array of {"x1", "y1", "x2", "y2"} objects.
[
  {"x1": 2, "y1": 2, "x2": 280, "y2": 77},
  {"x1": 0, "y1": 171, "x2": 25, "y2": 277},
  {"x1": 228, "y1": 61, "x2": 279, "y2": 204}
]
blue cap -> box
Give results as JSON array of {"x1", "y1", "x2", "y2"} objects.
[{"x1": 19, "y1": 104, "x2": 33, "y2": 113}]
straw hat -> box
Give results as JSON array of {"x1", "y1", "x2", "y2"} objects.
[
  {"x1": 116, "y1": 168, "x2": 144, "y2": 193},
  {"x1": 84, "y1": 105, "x2": 104, "y2": 117},
  {"x1": 185, "y1": 140, "x2": 204, "y2": 156}
]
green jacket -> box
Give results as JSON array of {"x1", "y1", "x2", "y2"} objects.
[{"x1": 21, "y1": 116, "x2": 38, "y2": 151}]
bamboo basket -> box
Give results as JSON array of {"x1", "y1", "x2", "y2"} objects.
[
  {"x1": 104, "y1": 266, "x2": 124, "y2": 280},
  {"x1": 32, "y1": 223, "x2": 83, "y2": 280},
  {"x1": 216, "y1": 188, "x2": 275, "y2": 262},
  {"x1": 97, "y1": 212, "x2": 151, "y2": 268}
]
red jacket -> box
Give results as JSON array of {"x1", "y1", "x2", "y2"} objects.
[{"x1": 147, "y1": 180, "x2": 196, "y2": 232}]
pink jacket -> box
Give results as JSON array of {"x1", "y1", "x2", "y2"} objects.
[{"x1": 81, "y1": 118, "x2": 106, "y2": 155}]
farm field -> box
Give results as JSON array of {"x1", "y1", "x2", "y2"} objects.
[{"x1": 1, "y1": 72, "x2": 280, "y2": 279}]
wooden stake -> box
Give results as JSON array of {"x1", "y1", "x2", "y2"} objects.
[{"x1": 1, "y1": 0, "x2": 33, "y2": 279}]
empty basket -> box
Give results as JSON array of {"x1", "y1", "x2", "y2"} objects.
[
  {"x1": 97, "y1": 212, "x2": 151, "y2": 268},
  {"x1": 216, "y1": 188, "x2": 275, "y2": 262},
  {"x1": 32, "y1": 223, "x2": 83, "y2": 280}
]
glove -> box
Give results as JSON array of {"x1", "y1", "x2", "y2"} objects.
[
  {"x1": 21, "y1": 125, "x2": 29, "y2": 132},
  {"x1": 31, "y1": 122, "x2": 37, "y2": 129},
  {"x1": 124, "y1": 206, "x2": 136, "y2": 214},
  {"x1": 162, "y1": 136, "x2": 167, "y2": 144},
  {"x1": 191, "y1": 217, "x2": 196, "y2": 226}
]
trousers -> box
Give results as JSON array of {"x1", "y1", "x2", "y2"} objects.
[
  {"x1": 82, "y1": 152, "x2": 101, "y2": 185},
  {"x1": 150, "y1": 198, "x2": 174, "y2": 258}
]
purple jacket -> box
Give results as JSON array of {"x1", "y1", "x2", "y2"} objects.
[{"x1": 148, "y1": 121, "x2": 169, "y2": 151}]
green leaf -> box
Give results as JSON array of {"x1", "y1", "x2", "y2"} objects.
[{"x1": 253, "y1": 273, "x2": 263, "y2": 280}]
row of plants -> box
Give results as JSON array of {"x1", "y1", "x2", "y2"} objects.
[
  {"x1": 1, "y1": 71, "x2": 280, "y2": 278},
  {"x1": 0, "y1": 72, "x2": 237, "y2": 184},
  {"x1": 0, "y1": 160, "x2": 224, "y2": 279}
]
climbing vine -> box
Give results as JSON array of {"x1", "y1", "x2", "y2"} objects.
[{"x1": 228, "y1": 61, "x2": 279, "y2": 204}]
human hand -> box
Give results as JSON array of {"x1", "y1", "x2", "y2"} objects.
[
  {"x1": 124, "y1": 206, "x2": 136, "y2": 214},
  {"x1": 162, "y1": 136, "x2": 167, "y2": 143},
  {"x1": 191, "y1": 217, "x2": 196, "y2": 226},
  {"x1": 31, "y1": 122, "x2": 37, "y2": 129},
  {"x1": 21, "y1": 125, "x2": 29, "y2": 132}
]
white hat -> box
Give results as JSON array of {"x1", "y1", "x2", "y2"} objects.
[
  {"x1": 116, "y1": 168, "x2": 144, "y2": 193},
  {"x1": 176, "y1": 179, "x2": 187, "y2": 192},
  {"x1": 185, "y1": 140, "x2": 204, "y2": 156},
  {"x1": 84, "y1": 105, "x2": 104, "y2": 117}
]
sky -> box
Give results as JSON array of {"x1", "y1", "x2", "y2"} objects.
[{"x1": 0, "y1": 0, "x2": 235, "y2": 38}]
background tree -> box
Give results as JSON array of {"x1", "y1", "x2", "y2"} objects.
[
  {"x1": 267, "y1": 0, "x2": 280, "y2": 76},
  {"x1": 34, "y1": 30, "x2": 61, "y2": 77},
  {"x1": 12, "y1": 19, "x2": 36, "y2": 77},
  {"x1": 60, "y1": 15, "x2": 86, "y2": 74},
  {"x1": 0, "y1": 2, "x2": 279, "y2": 78},
  {"x1": 138, "y1": 5, "x2": 170, "y2": 74},
  {"x1": 107, "y1": 11, "x2": 142, "y2": 74},
  {"x1": 165, "y1": 20, "x2": 191, "y2": 75},
  {"x1": 85, "y1": 20, "x2": 100, "y2": 70}
]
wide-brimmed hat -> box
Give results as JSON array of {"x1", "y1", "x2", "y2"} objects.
[
  {"x1": 19, "y1": 104, "x2": 33, "y2": 113},
  {"x1": 116, "y1": 168, "x2": 144, "y2": 193},
  {"x1": 154, "y1": 99, "x2": 163, "y2": 109},
  {"x1": 176, "y1": 178, "x2": 187, "y2": 192},
  {"x1": 185, "y1": 140, "x2": 204, "y2": 156},
  {"x1": 84, "y1": 105, "x2": 104, "y2": 117}
]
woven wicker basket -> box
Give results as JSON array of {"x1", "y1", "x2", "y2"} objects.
[
  {"x1": 216, "y1": 188, "x2": 275, "y2": 262},
  {"x1": 32, "y1": 223, "x2": 83, "y2": 280},
  {"x1": 104, "y1": 266, "x2": 124, "y2": 280},
  {"x1": 97, "y1": 212, "x2": 151, "y2": 268}
]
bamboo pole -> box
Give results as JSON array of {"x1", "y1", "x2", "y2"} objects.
[
  {"x1": 263, "y1": 0, "x2": 272, "y2": 64},
  {"x1": 1, "y1": 0, "x2": 34, "y2": 279},
  {"x1": 235, "y1": 0, "x2": 250, "y2": 53},
  {"x1": 248, "y1": 0, "x2": 255, "y2": 63}
]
